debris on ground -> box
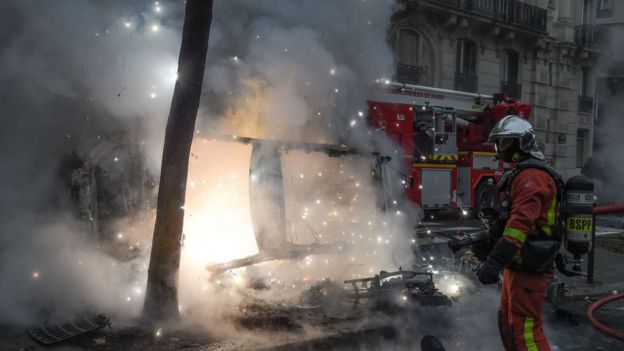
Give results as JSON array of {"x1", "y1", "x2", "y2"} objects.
[
  {"x1": 28, "y1": 313, "x2": 111, "y2": 345},
  {"x1": 344, "y1": 269, "x2": 451, "y2": 308}
]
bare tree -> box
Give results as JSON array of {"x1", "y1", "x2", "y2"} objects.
[{"x1": 143, "y1": 0, "x2": 214, "y2": 323}]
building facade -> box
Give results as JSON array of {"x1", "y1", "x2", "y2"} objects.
[
  {"x1": 390, "y1": 0, "x2": 609, "y2": 177},
  {"x1": 593, "y1": 1, "x2": 624, "y2": 152}
]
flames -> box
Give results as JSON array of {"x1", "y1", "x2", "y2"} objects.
[{"x1": 181, "y1": 139, "x2": 258, "y2": 270}]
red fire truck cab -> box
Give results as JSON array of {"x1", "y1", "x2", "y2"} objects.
[{"x1": 368, "y1": 82, "x2": 532, "y2": 215}]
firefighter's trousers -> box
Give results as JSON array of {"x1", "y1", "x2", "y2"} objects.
[{"x1": 498, "y1": 268, "x2": 553, "y2": 351}]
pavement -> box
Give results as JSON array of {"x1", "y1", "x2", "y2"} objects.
[{"x1": 558, "y1": 248, "x2": 624, "y2": 297}]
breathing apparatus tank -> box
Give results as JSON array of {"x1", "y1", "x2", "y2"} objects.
[{"x1": 561, "y1": 175, "x2": 596, "y2": 271}]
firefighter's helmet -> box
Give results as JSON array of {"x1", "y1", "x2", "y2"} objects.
[{"x1": 488, "y1": 115, "x2": 544, "y2": 161}]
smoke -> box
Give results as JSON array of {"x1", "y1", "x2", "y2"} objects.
[
  {"x1": 0, "y1": 0, "x2": 419, "y2": 331},
  {"x1": 0, "y1": 0, "x2": 185, "y2": 325},
  {"x1": 0, "y1": 1, "x2": 543, "y2": 350},
  {"x1": 198, "y1": 0, "x2": 394, "y2": 144},
  {"x1": 587, "y1": 24, "x2": 624, "y2": 203},
  {"x1": 174, "y1": 0, "x2": 423, "y2": 334}
]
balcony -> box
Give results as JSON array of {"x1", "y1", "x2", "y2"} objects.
[
  {"x1": 396, "y1": 63, "x2": 426, "y2": 85},
  {"x1": 596, "y1": 7, "x2": 612, "y2": 18},
  {"x1": 429, "y1": 0, "x2": 547, "y2": 32},
  {"x1": 455, "y1": 72, "x2": 478, "y2": 93},
  {"x1": 575, "y1": 24, "x2": 607, "y2": 48},
  {"x1": 578, "y1": 95, "x2": 594, "y2": 113},
  {"x1": 500, "y1": 81, "x2": 521, "y2": 98}
]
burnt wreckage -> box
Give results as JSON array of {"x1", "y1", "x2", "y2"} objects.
[
  {"x1": 60, "y1": 134, "x2": 155, "y2": 238},
  {"x1": 63, "y1": 134, "x2": 451, "y2": 307}
]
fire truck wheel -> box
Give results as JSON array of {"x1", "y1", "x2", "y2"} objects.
[{"x1": 473, "y1": 180, "x2": 493, "y2": 218}]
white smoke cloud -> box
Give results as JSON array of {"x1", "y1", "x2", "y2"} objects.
[{"x1": 0, "y1": 0, "x2": 414, "y2": 332}]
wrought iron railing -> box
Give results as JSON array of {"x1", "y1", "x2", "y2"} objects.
[
  {"x1": 500, "y1": 81, "x2": 521, "y2": 98},
  {"x1": 396, "y1": 63, "x2": 427, "y2": 85},
  {"x1": 596, "y1": 6, "x2": 612, "y2": 18},
  {"x1": 578, "y1": 95, "x2": 594, "y2": 113},
  {"x1": 575, "y1": 24, "x2": 607, "y2": 47},
  {"x1": 455, "y1": 72, "x2": 478, "y2": 93},
  {"x1": 430, "y1": 0, "x2": 547, "y2": 32}
]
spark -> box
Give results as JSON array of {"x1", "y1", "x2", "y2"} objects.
[
  {"x1": 151, "y1": 24, "x2": 159, "y2": 32},
  {"x1": 150, "y1": 92, "x2": 157, "y2": 99},
  {"x1": 350, "y1": 119, "x2": 357, "y2": 127},
  {"x1": 155, "y1": 5, "x2": 162, "y2": 12},
  {"x1": 462, "y1": 209, "x2": 468, "y2": 216},
  {"x1": 329, "y1": 68, "x2": 336, "y2": 76},
  {"x1": 167, "y1": 66, "x2": 178, "y2": 82},
  {"x1": 155, "y1": 328, "x2": 163, "y2": 337},
  {"x1": 114, "y1": 157, "x2": 119, "y2": 162},
  {"x1": 124, "y1": 22, "x2": 131, "y2": 28},
  {"x1": 117, "y1": 233, "x2": 124, "y2": 240},
  {"x1": 232, "y1": 274, "x2": 244, "y2": 286},
  {"x1": 450, "y1": 283, "x2": 460, "y2": 294},
  {"x1": 358, "y1": 111, "x2": 364, "y2": 117},
  {"x1": 32, "y1": 271, "x2": 39, "y2": 279}
]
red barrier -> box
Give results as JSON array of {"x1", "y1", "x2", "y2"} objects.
[{"x1": 593, "y1": 204, "x2": 624, "y2": 215}]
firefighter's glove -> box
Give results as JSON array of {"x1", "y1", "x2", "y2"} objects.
[
  {"x1": 471, "y1": 239, "x2": 494, "y2": 262},
  {"x1": 477, "y1": 239, "x2": 519, "y2": 285}
]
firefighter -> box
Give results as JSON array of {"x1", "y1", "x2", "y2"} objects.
[{"x1": 477, "y1": 115, "x2": 563, "y2": 351}]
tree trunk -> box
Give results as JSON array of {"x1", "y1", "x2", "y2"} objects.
[{"x1": 143, "y1": 0, "x2": 214, "y2": 324}]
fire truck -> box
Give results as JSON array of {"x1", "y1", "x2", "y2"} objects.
[{"x1": 368, "y1": 82, "x2": 532, "y2": 215}]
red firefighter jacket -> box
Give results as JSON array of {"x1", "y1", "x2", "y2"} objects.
[{"x1": 502, "y1": 168, "x2": 559, "y2": 250}]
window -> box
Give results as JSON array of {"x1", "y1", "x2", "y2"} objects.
[
  {"x1": 455, "y1": 39, "x2": 478, "y2": 92},
  {"x1": 580, "y1": 67, "x2": 591, "y2": 96},
  {"x1": 597, "y1": 0, "x2": 612, "y2": 18},
  {"x1": 581, "y1": 0, "x2": 590, "y2": 25},
  {"x1": 576, "y1": 129, "x2": 587, "y2": 168},
  {"x1": 397, "y1": 30, "x2": 420, "y2": 66},
  {"x1": 396, "y1": 30, "x2": 425, "y2": 85},
  {"x1": 456, "y1": 39, "x2": 477, "y2": 75},
  {"x1": 501, "y1": 50, "x2": 519, "y2": 83},
  {"x1": 548, "y1": 62, "x2": 554, "y2": 86}
]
